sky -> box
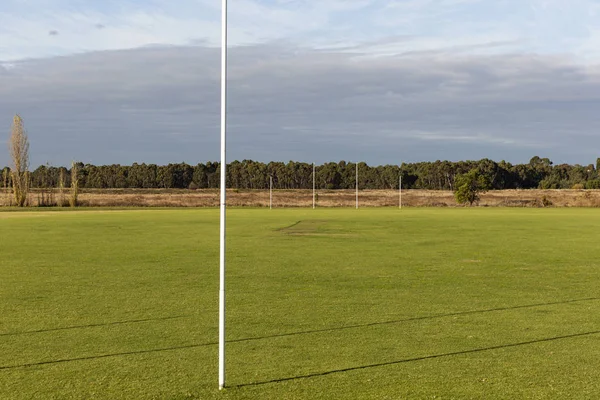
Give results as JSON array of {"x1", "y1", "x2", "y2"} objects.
[{"x1": 1, "y1": 0, "x2": 600, "y2": 167}]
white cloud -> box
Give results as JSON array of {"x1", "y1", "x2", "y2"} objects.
[{"x1": 2, "y1": 0, "x2": 600, "y2": 62}]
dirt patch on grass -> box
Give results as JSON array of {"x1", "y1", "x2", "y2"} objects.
[
  {"x1": 279, "y1": 220, "x2": 329, "y2": 235},
  {"x1": 279, "y1": 219, "x2": 353, "y2": 237}
]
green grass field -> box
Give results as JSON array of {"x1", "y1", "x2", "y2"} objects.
[{"x1": 1, "y1": 208, "x2": 600, "y2": 399}]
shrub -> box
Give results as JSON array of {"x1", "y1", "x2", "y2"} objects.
[
  {"x1": 586, "y1": 180, "x2": 600, "y2": 189},
  {"x1": 541, "y1": 196, "x2": 553, "y2": 207}
]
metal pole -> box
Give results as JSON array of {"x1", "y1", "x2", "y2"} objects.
[
  {"x1": 356, "y1": 162, "x2": 358, "y2": 209},
  {"x1": 218, "y1": 0, "x2": 227, "y2": 390},
  {"x1": 270, "y1": 176, "x2": 273, "y2": 210},
  {"x1": 313, "y1": 163, "x2": 315, "y2": 209}
]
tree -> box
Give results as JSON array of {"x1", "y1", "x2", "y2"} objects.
[
  {"x1": 454, "y1": 169, "x2": 491, "y2": 206},
  {"x1": 2, "y1": 167, "x2": 9, "y2": 206},
  {"x1": 9, "y1": 115, "x2": 30, "y2": 207},
  {"x1": 69, "y1": 161, "x2": 79, "y2": 207},
  {"x1": 58, "y1": 167, "x2": 66, "y2": 207}
]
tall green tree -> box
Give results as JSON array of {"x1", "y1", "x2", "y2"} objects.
[{"x1": 454, "y1": 169, "x2": 491, "y2": 206}]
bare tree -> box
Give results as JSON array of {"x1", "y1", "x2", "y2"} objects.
[
  {"x1": 37, "y1": 162, "x2": 55, "y2": 207},
  {"x1": 2, "y1": 167, "x2": 9, "y2": 206},
  {"x1": 69, "y1": 161, "x2": 79, "y2": 207},
  {"x1": 58, "y1": 167, "x2": 66, "y2": 207},
  {"x1": 9, "y1": 115, "x2": 30, "y2": 207}
]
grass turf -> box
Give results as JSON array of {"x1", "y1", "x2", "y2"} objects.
[{"x1": 1, "y1": 208, "x2": 600, "y2": 399}]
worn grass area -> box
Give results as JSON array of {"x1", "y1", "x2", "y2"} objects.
[{"x1": 1, "y1": 208, "x2": 600, "y2": 399}]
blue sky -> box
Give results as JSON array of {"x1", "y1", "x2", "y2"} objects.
[{"x1": 1, "y1": 0, "x2": 600, "y2": 166}]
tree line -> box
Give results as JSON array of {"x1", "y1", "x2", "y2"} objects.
[{"x1": 3, "y1": 156, "x2": 600, "y2": 191}]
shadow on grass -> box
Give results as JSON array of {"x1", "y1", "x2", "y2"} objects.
[
  {"x1": 0, "y1": 342, "x2": 215, "y2": 371},
  {"x1": 1, "y1": 297, "x2": 598, "y2": 371},
  {"x1": 0, "y1": 315, "x2": 188, "y2": 337},
  {"x1": 233, "y1": 328, "x2": 600, "y2": 388},
  {"x1": 227, "y1": 297, "x2": 600, "y2": 344}
]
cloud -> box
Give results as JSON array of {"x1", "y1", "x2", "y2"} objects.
[
  {"x1": 2, "y1": 0, "x2": 600, "y2": 167},
  {"x1": 2, "y1": 0, "x2": 600, "y2": 63},
  {"x1": 1, "y1": 43, "x2": 600, "y2": 167}
]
